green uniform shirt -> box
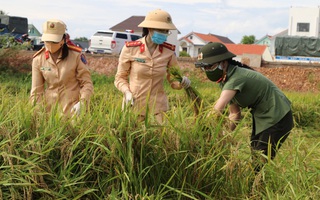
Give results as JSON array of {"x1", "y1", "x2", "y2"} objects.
[{"x1": 220, "y1": 64, "x2": 291, "y2": 134}]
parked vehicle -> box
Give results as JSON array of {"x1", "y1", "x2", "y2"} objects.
[
  {"x1": 0, "y1": 15, "x2": 28, "y2": 38},
  {"x1": 88, "y1": 30, "x2": 141, "y2": 55},
  {"x1": 0, "y1": 15, "x2": 34, "y2": 49}
]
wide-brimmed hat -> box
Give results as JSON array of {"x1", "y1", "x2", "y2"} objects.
[
  {"x1": 138, "y1": 9, "x2": 177, "y2": 30},
  {"x1": 42, "y1": 19, "x2": 66, "y2": 42},
  {"x1": 196, "y1": 42, "x2": 236, "y2": 65}
]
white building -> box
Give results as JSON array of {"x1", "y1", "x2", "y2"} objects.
[
  {"x1": 272, "y1": 6, "x2": 320, "y2": 63},
  {"x1": 179, "y1": 32, "x2": 234, "y2": 58},
  {"x1": 288, "y1": 6, "x2": 320, "y2": 37}
]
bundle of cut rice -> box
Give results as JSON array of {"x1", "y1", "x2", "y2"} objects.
[{"x1": 169, "y1": 67, "x2": 204, "y2": 116}]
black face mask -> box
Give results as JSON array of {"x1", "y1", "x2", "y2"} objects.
[{"x1": 205, "y1": 67, "x2": 223, "y2": 82}]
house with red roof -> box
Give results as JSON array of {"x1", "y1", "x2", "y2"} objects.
[
  {"x1": 179, "y1": 32, "x2": 272, "y2": 67},
  {"x1": 225, "y1": 44, "x2": 273, "y2": 67},
  {"x1": 109, "y1": 16, "x2": 145, "y2": 35},
  {"x1": 179, "y1": 32, "x2": 234, "y2": 57},
  {"x1": 226, "y1": 44, "x2": 270, "y2": 57}
]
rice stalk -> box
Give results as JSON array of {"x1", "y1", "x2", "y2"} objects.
[{"x1": 169, "y1": 66, "x2": 206, "y2": 116}]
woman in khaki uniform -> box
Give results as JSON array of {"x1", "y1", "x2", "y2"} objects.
[
  {"x1": 114, "y1": 9, "x2": 191, "y2": 123},
  {"x1": 30, "y1": 19, "x2": 93, "y2": 116}
]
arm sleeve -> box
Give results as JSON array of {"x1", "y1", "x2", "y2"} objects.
[
  {"x1": 30, "y1": 58, "x2": 45, "y2": 105},
  {"x1": 76, "y1": 54, "x2": 94, "y2": 102},
  {"x1": 114, "y1": 46, "x2": 131, "y2": 93}
]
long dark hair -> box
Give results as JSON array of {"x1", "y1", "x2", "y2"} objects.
[
  {"x1": 229, "y1": 59, "x2": 255, "y2": 71},
  {"x1": 142, "y1": 28, "x2": 149, "y2": 37},
  {"x1": 60, "y1": 34, "x2": 69, "y2": 60},
  {"x1": 220, "y1": 59, "x2": 255, "y2": 83}
]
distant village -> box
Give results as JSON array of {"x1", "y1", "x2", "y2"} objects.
[{"x1": 2, "y1": 6, "x2": 320, "y2": 67}]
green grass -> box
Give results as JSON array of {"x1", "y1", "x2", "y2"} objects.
[{"x1": 0, "y1": 68, "x2": 319, "y2": 199}]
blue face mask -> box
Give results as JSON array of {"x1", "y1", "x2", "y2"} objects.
[{"x1": 151, "y1": 31, "x2": 168, "y2": 44}]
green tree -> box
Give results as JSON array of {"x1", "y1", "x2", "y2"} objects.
[
  {"x1": 241, "y1": 35, "x2": 256, "y2": 44},
  {"x1": 0, "y1": 10, "x2": 8, "y2": 15},
  {"x1": 74, "y1": 37, "x2": 88, "y2": 41}
]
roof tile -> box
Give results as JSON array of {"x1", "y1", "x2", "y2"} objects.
[
  {"x1": 110, "y1": 16, "x2": 145, "y2": 33},
  {"x1": 225, "y1": 44, "x2": 267, "y2": 56}
]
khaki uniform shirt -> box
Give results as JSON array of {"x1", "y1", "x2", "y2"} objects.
[
  {"x1": 30, "y1": 46, "x2": 94, "y2": 114},
  {"x1": 114, "y1": 37, "x2": 178, "y2": 115}
]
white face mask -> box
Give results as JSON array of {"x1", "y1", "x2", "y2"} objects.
[{"x1": 45, "y1": 40, "x2": 64, "y2": 53}]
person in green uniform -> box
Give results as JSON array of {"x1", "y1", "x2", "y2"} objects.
[{"x1": 195, "y1": 42, "x2": 294, "y2": 173}]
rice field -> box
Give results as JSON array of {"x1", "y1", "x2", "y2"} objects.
[{"x1": 0, "y1": 65, "x2": 319, "y2": 199}]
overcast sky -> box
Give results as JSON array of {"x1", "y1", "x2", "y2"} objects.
[{"x1": 2, "y1": 0, "x2": 320, "y2": 43}]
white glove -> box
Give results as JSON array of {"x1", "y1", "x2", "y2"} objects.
[
  {"x1": 180, "y1": 76, "x2": 191, "y2": 89},
  {"x1": 71, "y1": 101, "x2": 81, "y2": 116},
  {"x1": 124, "y1": 90, "x2": 134, "y2": 106}
]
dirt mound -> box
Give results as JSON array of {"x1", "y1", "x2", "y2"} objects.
[
  {"x1": 256, "y1": 67, "x2": 320, "y2": 93},
  {"x1": 87, "y1": 55, "x2": 320, "y2": 93},
  {"x1": 4, "y1": 51, "x2": 320, "y2": 93}
]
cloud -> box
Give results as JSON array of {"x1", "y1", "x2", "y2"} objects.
[{"x1": 2, "y1": 0, "x2": 320, "y2": 43}]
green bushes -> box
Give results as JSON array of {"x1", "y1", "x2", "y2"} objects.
[
  {"x1": 0, "y1": 34, "x2": 31, "y2": 50},
  {"x1": 179, "y1": 51, "x2": 190, "y2": 57}
]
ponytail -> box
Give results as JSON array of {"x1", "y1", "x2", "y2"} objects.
[
  {"x1": 142, "y1": 28, "x2": 149, "y2": 37},
  {"x1": 60, "y1": 34, "x2": 69, "y2": 60},
  {"x1": 229, "y1": 59, "x2": 255, "y2": 71}
]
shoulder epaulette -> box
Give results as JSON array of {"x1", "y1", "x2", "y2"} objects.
[
  {"x1": 126, "y1": 41, "x2": 142, "y2": 47},
  {"x1": 33, "y1": 47, "x2": 45, "y2": 58},
  {"x1": 161, "y1": 42, "x2": 175, "y2": 51},
  {"x1": 68, "y1": 44, "x2": 82, "y2": 52}
]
